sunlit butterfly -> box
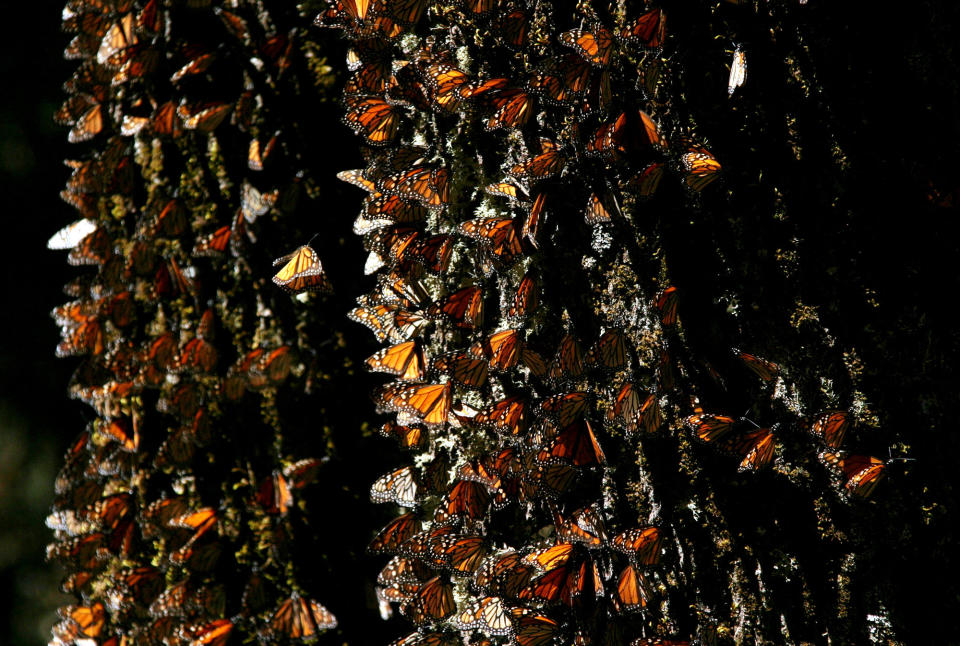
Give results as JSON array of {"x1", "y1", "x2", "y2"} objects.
[
  {"x1": 728, "y1": 45, "x2": 747, "y2": 95},
  {"x1": 681, "y1": 145, "x2": 722, "y2": 192},
  {"x1": 820, "y1": 451, "x2": 887, "y2": 498},
  {"x1": 376, "y1": 381, "x2": 452, "y2": 425},
  {"x1": 808, "y1": 410, "x2": 850, "y2": 448},
  {"x1": 560, "y1": 24, "x2": 615, "y2": 67},
  {"x1": 272, "y1": 245, "x2": 332, "y2": 294},
  {"x1": 264, "y1": 593, "x2": 337, "y2": 639}
]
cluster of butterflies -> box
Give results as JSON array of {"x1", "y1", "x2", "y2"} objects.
[
  {"x1": 49, "y1": 0, "x2": 341, "y2": 645},
  {"x1": 315, "y1": 1, "x2": 722, "y2": 644},
  {"x1": 317, "y1": 0, "x2": 900, "y2": 643}
]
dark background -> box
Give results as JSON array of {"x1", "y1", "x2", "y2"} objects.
[
  {"x1": 3, "y1": 2, "x2": 959, "y2": 645},
  {"x1": 1, "y1": 4, "x2": 86, "y2": 646}
]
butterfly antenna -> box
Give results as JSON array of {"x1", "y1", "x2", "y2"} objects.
[
  {"x1": 886, "y1": 447, "x2": 916, "y2": 463},
  {"x1": 306, "y1": 232, "x2": 321, "y2": 247},
  {"x1": 739, "y1": 411, "x2": 760, "y2": 429}
]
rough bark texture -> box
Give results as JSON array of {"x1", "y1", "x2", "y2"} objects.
[{"x1": 46, "y1": 1, "x2": 958, "y2": 645}]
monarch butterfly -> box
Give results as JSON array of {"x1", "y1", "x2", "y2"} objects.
[
  {"x1": 376, "y1": 381, "x2": 452, "y2": 424},
  {"x1": 419, "y1": 58, "x2": 471, "y2": 114},
  {"x1": 584, "y1": 188, "x2": 622, "y2": 224},
  {"x1": 521, "y1": 347, "x2": 548, "y2": 378},
  {"x1": 388, "y1": 632, "x2": 461, "y2": 646},
  {"x1": 400, "y1": 576, "x2": 456, "y2": 624},
  {"x1": 681, "y1": 145, "x2": 722, "y2": 192},
  {"x1": 657, "y1": 348, "x2": 677, "y2": 391},
  {"x1": 538, "y1": 419, "x2": 606, "y2": 467},
  {"x1": 686, "y1": 411, "x2": 737, "y2": 442},
  {"x1": 56, "y1": 318, "x2": 104, "y2": 357},
  {"x1": 527, "y1": 54, "x2": 592, "y2": 104},
  {"x1": 520, "y1": 191, "x2": 548, "y2": 248},
  {"x1": 95, "y1": 417, "x2": 139, "y2": 452},
  {"x1": 655, "y1": 286, "x2": 679, "y2": 325},
  {"x1": 717, "y1": 427, "x2": 777, "y2": 471},
  {"x1": 384, "y1": 0, "x2": 429, "y2": 26},
  {"x1": 587, "y1": 328, "x2": 628, "y2": 370},
  {"x1": 555, "y1": 505, "x2": 607, "y2": 546},
  {"x1": 430, "y1": 352, "x2": 488, "y2": 388},
  {"x1": 277, "y1": 457, "x2": 323, "y2": 491},
  {"x1": 346, "y1": 50, "x2": 392, "y2": 95},
  {"x1": 484, "y1": 88, "x2": 535, "y2": 130},
  {"x1": 117, "y1": 565, "x2": 163, "y2": 608},
  {"x1": 425, "y1": 531, "x2": 489, "y2": 573},
  {"x1": 371, "y1": 466, "x2": 419, "y2": 507},
  {"x1": 79, "y1": 493, "x2": 134, "y2": 532},
  {"x1": 498, "y1": 9, "x2": 529, "y2": 48},
  {"x1": 457, "y1": 0, "x2": 497, "y2": 13},
  {"x1": 550, "y1": 334, "x2": 585, "y2": 379},
  {"x1": 185, "y1": 619, "x2": 233, "y2": 646},
  {"x1": 192, "y1": 226, "x2": 232, "y2": 257},
  {"x1": 509, "y1": 273, "x2": 539, "y2": 318},
  {"x1": 510, "y1": 148, "x2": 566, "y2": 179},
  {"x1": 240, "y1": 181, "x2": 278, "y2": 223},
  {"x1": 402, "y1": 525, "x2": 454, "y2": 560},
  {"x1": 266, "y1": 594, "x2": 337, "y2": 639},
  {"x1": 561, "y1": 24, "x2": 615, "y2": 67},
  {"x1": 67, "y1": 103, "x2": 105, "y2": 144},
  {"x1": 474, "y1": 551, "x2": 535, "y2": 598},
  {"x1": 523, "y1": 543, "x2": 575, "y2": 572},
  {"x1": 170, "y1": 51, "x2": 216, "y2": 83},
  {"x1": 378, "y1": 555, "x2": 432, "y2": 588},
  {"x1": 434, "y1": 478, "x2": 495, "y2": 525},
  {"x1": 524, "y1": 552, "x2": 602, "y2": 606},
  {"x1": 365, "y1": 193, "x2": 430, "y2": 225},
  {"x1": 426, "y1": 286, "x2": 484, "y2": 327},
  {"x1": 405, "y1": 234, "x2": 454, "y2": 273},
  {"x1": 612, "y1": 526, "x2": 662, "y2": 565},
  {"x1": 255, "y1": 471, "x2": 294, "y2": 515},
  {"x1": 57, "y1": 601, "x2": 106, "y2": 639},
  {"x1": 820, "y1": 451, "x2": 887, "y2": 498},
  {"x1": 485, "y1": 179, "x2": 529, "y2": 202},
  {"x1": 343, "y1": 95, "x2": 400, "y2": 145},
  {"x1": 461, "y1": 76, "x2": 510, "y2": 99},
  {"x1": 512, "y1": 610, "x2": 561, "y2": 646},
  {"x1": 460, "y1": 217, "x2": 525, "y2": 262},
  {"x1": 541, "y1": 391, "x2": 588, "y2": 428},
  {"x1": 387, "y1": 60, "x2": 433, "y2": 111},
  {"x1": 369, "y1": 271, "x2": 431, "y2": 308},
  {"x1": 251, "y1": 346, "x2": 296, "y2": 385},
  {"x1": 368, "y1": 226, "x2": 419, "y2": 262},
  {"x1": 728, "y1": 45, "x2": 747, "y2": 96},
  {"x1": 366, "y1": 341, "x2": 425, "y2": 380},
  {"x1": 809, "y1": 410, "x2": 850, "y2": 448},
  {"x1": 337, "y1": 168, "x2": 378, "y2": 192},
  {"x1": 621, "y1": 7, "x2": 666, "y2": 49},
  {"x1": 370, "y1": 512, "x2": 423, "y2": 554},
  {"x1": 616, "y1": 564, "x2": 652, "y2": 611},
  {"x1": 48, "y1": 219, "x2": 98, "y2": 251},
  {"x1": 736, "y1": 349, "x2": 780, "y2": 381},
  {"x1": 609, "y1": 383, "x2": 641, "y2": 433},
  {"x1": 178, "y1": 102, "x2": 232, "y2": 132},
  {"x1": 452, "y1": 596, "x2": 513, "y2": 635},
  {"x1": 474, "y1": 395, "x2": 531, "y2": 436},
  {"x1": 315, "y1": 0, "x2": 402, "y2": 38},
  {"x1": 67, "y1": 227, "x2": 112, "y2": 266},
  {"x1": 272, "y1": 245, "x2": 332, "y2": 294},
  {"x1": 470, "y1": 329, "x2": 524, "y2": 371},
  {"x1": 248, "y1": 134, "x2": 279, "y2": 171},
  {"x1": 349, "y1": 303, "x2": 428, "y2": 342},
  {"x1": 379, "y1": 165, "x2": 449, "y2": 208}
]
